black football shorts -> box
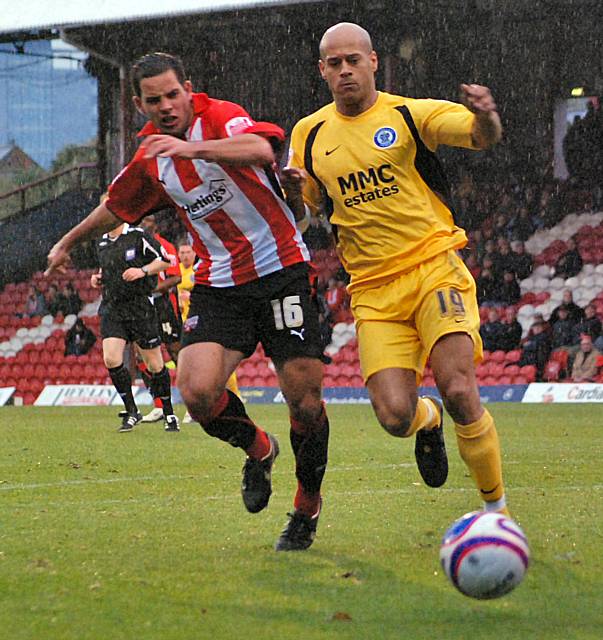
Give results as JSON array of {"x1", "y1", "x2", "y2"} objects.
[
  {"x1": 154, "y1": 293, "x2": 182, "y2": 344},
  {"x1": 99, "y1": 296, "x2": 162, "y2": 350},
  {"x1": 181, "y1": 263, "x2": 323, "y2": 363}
]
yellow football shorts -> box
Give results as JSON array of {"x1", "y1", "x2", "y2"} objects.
[{"x1": 352, "y1": 250, "x2": 483, "y2": 382}]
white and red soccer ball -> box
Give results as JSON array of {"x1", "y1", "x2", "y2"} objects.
[{"x1": 440, "y1": 511, "x2": 530, "y2": 599}]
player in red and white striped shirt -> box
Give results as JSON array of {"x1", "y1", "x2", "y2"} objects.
[{"x1": 47, "y1": 53, "x2": 329, "y2": 551}]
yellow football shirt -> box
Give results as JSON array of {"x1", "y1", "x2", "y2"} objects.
[
  {"x1": 177, "y1": 263, "x2": 195, "y2": 321},
  {"x1": 289, "y1": 91, "x2": 479, "y2": 293}
]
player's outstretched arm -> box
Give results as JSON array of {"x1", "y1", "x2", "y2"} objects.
[
  {"x1": 460, "y1": 83, "x2": 502, "y2": 149},
  {"x1": 280, "y1": 167, "x2": 311, "y2": 231},
  {"x1": 46, "y1": 203, "x2": 122, "y2": 276},
  {"x1": 154, "y1": 274, "x2": 181, "y2": 295},
  {"x1": 141, "y1": 134, "x2": 275, "y2": 166},
  {"x1": 122, "y1": 259, "x2": 172, "y2": 282}
]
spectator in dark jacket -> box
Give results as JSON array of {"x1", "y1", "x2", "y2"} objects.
[
  {"x1": 499, "y1": 307, "x2": 523, "y2": 351},
  {"x1": 571, "y1": 303, "x2": 602, "y2": 346},
  {"x1": 476, "y1": 265, "x2": 498, "y2": 306},
  {"x1": 519, "y1": 320, "x2": 552, "y2": 380},
  {"x1": 550, "y1": 290, "x2": 585, "y2": 326},
  {"x1": 480, "y1": 308, "x2": 506, "y2": 352},
  {"x1": 494, "y1": 270, "x2": 521, "y2": 306},
  {"x1": 45, "y1": 284, "x2": 69, "y2": 318},
  {"x1": 62, "y1": 282, "x2": 83, "y2": 316},
  {"x1": 510, "y1": 241, "x2": 534, "y2": 281},
  {"x1": 553, "y1": 238, "x2": 583, "y2": 279},
  {"x1": 64, "y1": 318, "x2": 97, "y2": 356},
  {"x1": 491, "y1": 238, "x2": 516, "y2": 280},
  {"x1": 508, "y1": 207, "x2": 536, "y2": 242},
  {"x1": 550, "y1": 306, "x2": 576, "y2": 351}
]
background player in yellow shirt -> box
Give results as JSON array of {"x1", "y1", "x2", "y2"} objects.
[
  {"x1": 177, "y1": 242, "x2": 197, "y2": 322},
  {"x1": 284, "y1": 22, "x2": 509, "y2": 515}
]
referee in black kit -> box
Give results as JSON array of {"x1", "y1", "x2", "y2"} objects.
[{"x1": 92, "y1": 220, "x2": 180, "y2": 432}]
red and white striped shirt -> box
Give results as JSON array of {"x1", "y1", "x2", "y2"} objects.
[{"x1": 106, "y1": 93, "x2": 309, "y2": 287}]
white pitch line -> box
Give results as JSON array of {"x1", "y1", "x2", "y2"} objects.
[
  {"x1": 0, "y1": 462, "x2": 417, "y2": 492},
  {"x1": 1, "y1": 471, "x2": 601, "y2": 502},
  {"x1": 4, "y1": 484, "x2": 603, "y2": 512},
  {"x1": 0, "y1": 460, "x2": 526, "y2": 494}
]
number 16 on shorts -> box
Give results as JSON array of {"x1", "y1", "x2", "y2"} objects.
[{"x1": 271, "y1": 295, "x2": 304, "y2": 330}]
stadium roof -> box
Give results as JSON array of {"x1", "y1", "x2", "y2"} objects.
[{"x1": 0, "y1": 0, "x2": 311, "y2": 35}]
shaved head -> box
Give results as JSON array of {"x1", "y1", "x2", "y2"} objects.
[
  {"x1": 318, "y1": 22, "x2": 378, "y2": 116},
  {"x1": 319, "y1": 22, "x2": 373, "y2": 60}
]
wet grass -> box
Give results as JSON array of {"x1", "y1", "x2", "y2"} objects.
[{"x1": 1, "y1": 403, "x2": 602, "y2": 639}]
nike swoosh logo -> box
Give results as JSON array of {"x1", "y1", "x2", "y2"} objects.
[
  {"x1": 480, "y1": 485, "x2": 500, "y2": 495},
  {"x1": 325, "y1": 146, "x2": 341, "y2": 156}
]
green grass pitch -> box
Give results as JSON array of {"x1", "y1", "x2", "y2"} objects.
[{"x1": 1, "y1": 403, "x2": 602, "y2": 639}]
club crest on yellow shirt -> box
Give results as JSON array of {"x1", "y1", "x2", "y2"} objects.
[{"x1": 374, "y1": 127, "x2": 397, "y2": 148}]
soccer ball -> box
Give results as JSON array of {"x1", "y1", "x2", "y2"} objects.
[{"x1": 439, "y1": 511, "x2": 530, "y2": 600}]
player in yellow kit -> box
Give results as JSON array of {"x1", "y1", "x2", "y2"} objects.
[
  {"x1": 177, "y1": 242, "x2": 197, "y2": 322},
  {"x1": 283, "y1": 22, "x2": 509, "y2": 515}
]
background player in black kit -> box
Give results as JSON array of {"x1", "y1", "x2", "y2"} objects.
[
  {"x1": 92, "y1": 221, "x2": 179, "y2": 432},
  {"x1": 137, "y1": 214, "x2": 183, "y2": 423}
]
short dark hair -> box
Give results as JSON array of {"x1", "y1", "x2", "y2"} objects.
[{"x1": 131, "y1": 52, "x2": 187, "y2": 96}]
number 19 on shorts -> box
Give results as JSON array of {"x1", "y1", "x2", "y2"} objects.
[
  {"x1": 436, "y1": 288, "x2": 466, "y2": 319},
  {"x1": 271, "y1": 295, "x2": 304, "y2": 330}
]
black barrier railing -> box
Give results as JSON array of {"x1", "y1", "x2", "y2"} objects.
[{"x1": 0, "y1": 163, "x2": 99, "y2": 221}]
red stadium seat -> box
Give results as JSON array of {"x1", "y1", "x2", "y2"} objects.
[
  {"x1": 322, "y1": 375, "x2": 336, "y2": 387},
  {"x1": 11, "y1": 364, "x2": 24, "y2": 378},
  {"x1": 23, "y1": 364, "x2": 35, "y2": 378},
  {"x1": 490, "y1": 363, "x2": 505, "y2": 377},
  {"x1": 59, "y1": 364, "x2": 72, "y2": 379},
  {"x1": 95, "y1": 365, "x2": 107, "y2": 378},
  {"x1": 506, "y1": 350, "x2": 521, "y2": 363},
  {"x1": 30, "y1": 379, "x2": 44, "y2": 394},
  {"x1": 70, "y1": 364, "x2": 84, "y2": 378},
  {"x1": 237, "y1": 374, "x2": 251, "y2": 387},
  {"x1": 239, "y1": 362, "x2": 257, "y2": 378},
  {"x1": 519, "y1": 365, "x2": 537, "y2": 382},
  {"x1": 550, "y1": 350, "x2": 569, "y2": 368},
  {"x1": 263, "y1": 373, "x2": 278, "y2": 386},
  {"x1": 476, "y1": 363, "x2": 488, "y2": 377},
  {"x1": 505, "y1": 364, "x2": 520, "y2": 376},
  {"x1": 350, "y1": 375, "x2": 364, "y2": 387},
  {"x1": 543, "y1": 361, "x2": 561, "y2": 382},
  {"x1": 490, "y1": 350, "x2": 506, "y2": 363}
]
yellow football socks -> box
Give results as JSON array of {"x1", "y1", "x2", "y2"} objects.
[
  {"x1": 455, "y1": 408, "x2": 505, "y2": 505},
  {"x1": 406, "y1": 396, "x2": 441, "y2": 436}
]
